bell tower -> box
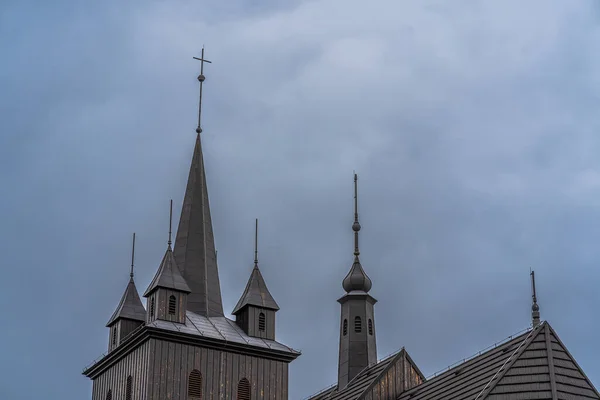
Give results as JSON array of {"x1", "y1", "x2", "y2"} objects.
[{"x1": 337, "y1": 173, "x2": 378, "y2": 389}]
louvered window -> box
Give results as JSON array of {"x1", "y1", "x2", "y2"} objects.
[
  {"x1": 150, "y1": 297, "x2": 155, "y2": 318},
  {"x1": 168, "y1": 295, "x2": 177, "y2": 315},
  {"x1": 258, "y1": 312, "x2": 265, "y2": 332},
  {"x1": 354, "y1": 316, "x2": 362, "y2": 333},
  {"x1": 113, "y1": 325, "x2": 117, "y2": 346},
  {"x1": 106, "y1": 389, "x2": 112, "y2": 400},
  {"x1": 343, "y1": 319, "x2": 347, "y2": 336},
  {"x1": 188, "y1": 369, "x2": 202, "y2": 399},
  {"x1": 237, "y1": 378, "x2": 251, "y2": 400},
  {"x1": 368, "y1": 319, "x2": 373, "y2": 335},
  {"x1": 125, "y1": 375, "x2": 132, "y2": 400}
]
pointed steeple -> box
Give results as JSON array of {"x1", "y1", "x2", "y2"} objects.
[
  {"x1": 342, "y1": 173, "x2": 373, "y2": 293},
  {"x1": 106, "y1": 233, "x2": 146, "y2": 326},
  {"x1": 232, "y1": 219, "x2": 280, "y2": 314},
  {"x1": 173, "y1": 49, "x2": 224, "y2": 317},
  {"x1": 145, "y1": 201, "x2": 191, "y2": 297},
  {"x1": 531, "y1": 270, "x2": 541, "y2": 327}
]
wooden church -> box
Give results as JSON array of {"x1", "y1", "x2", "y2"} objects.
[{"x1": 83, "y1": 54, "x2": 599, "y2": 400}]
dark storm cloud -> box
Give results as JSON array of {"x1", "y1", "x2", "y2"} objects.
[{"x1": 1, "y1": 1, "x2": 599, "y2": 399}]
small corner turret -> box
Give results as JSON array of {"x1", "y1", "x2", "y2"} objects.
[
  {"x1": 143, "y1": 200, "x2": 191, "y2": 325},
  {"x1": 106, "y1": 233, "x2": 146, "y2": 352},
  {"x1": 232, "y1": 219, "x2": 280, "y2": 340}
]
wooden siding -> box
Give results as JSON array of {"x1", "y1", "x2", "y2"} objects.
[
  {"x1": 239, "y1": 306, "x2": 276, "y2": 340},
  {"x1": 92, "y1": 340, "x2": 151, "y2": 400},
  {"x1": 145, "y1": 338, "x2": 289, "y2": 399},
  {"x1": 363, "y1": 351, "x2": 423, "y2": 400}
]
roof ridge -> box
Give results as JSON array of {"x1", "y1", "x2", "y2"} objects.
[
  {"x1": 357, "y1": 349, "x2": 406, "y2": 399},
  {"x1": 546, "y1": 322, "x2": 600, "y2": 398},
  {"x1": 425, "y1": 324, "x2": 533, "y2": 379},
  {"x1": 474, "y1": 321, "x2": 545, "y2": 400}
]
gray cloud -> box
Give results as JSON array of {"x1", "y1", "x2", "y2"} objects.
[{"x1": 1, "y1": 0, "x2": 599, "y2": 398}]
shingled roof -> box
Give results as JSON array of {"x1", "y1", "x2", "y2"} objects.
[
  {"x1": 306, "y1": 349, "x2": 425, "y2": 400},
  {"x1": 105, "y1": 278, "x2": 146, "y2": 326},
  {"x1": 143, "y1": 246, "x2": 191, "y2": 297},
  {"x1": 398, "y1": 321, "x2": 600, "y2": 400},
  {"x1": 232, "y1": 265, "x2": 279, "y2": 314}
]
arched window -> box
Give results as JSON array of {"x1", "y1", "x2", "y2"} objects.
[
  {"x1": 111, "y1": 327, "x2": 117, "y2": 345},
  {"x1": 168, "y1": 295, "x2": 177, "y2": 315},
  {"x1": 150, "y1": 297, "x2": 155, "y2": 318},
  {"x1": 258, "y1": 312, "x2": 266, "y2": 332},
  {"x1": 368, "y1": 319, "x2": 373, "y2": 335},
  {"x1": 188, "y1": 369, "x2": 202, "y2": 399},
  {"x1": 343, "y1": 319, "x2": 348, "y2": 336},
  {"x1": 237, "y1": 378, "x2": 251, "y2": 400},
  {"x1": 106, "y1": 389, "x2": 112, "y2": 400},
  {"x1": 125, "y1": 376, "x2": 132, "y2": 400},
  {"x1": 354, "y1": 316, "x2": 362, "y2": 333}
]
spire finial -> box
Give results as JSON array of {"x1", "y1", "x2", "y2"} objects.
[
  {"x1": 168, "y1": 199, "x2": 173, "y2": 247},
  {"x1": 193, "y1": 46, "x2": 212, "y2": 135},
  {"x1": 353, "y1": 172, "x2": 361, "y2": 257},
  {"x1": 531, "y1": 270, "x2": 541, "y2": 327},
  {"x1": 130, "y1": 232, "x2": 136, "y2": 279},
  {"x1": 254, "y1": 218, "x2": 259, "y2": 268}
]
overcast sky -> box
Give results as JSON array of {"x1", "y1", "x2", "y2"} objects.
[{"x1": 1, "y1": 0, "x2": 600, "y2": 399}]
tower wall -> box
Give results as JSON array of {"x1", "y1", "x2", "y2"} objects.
[
  {"x1": 92, "y1": 340, "x2": 151, "y2": 400},
  {"x1": 338, "y1": 295, "x2": 377, "y2": 389},
  {"x1": 145, "y1": 338, "x2": 289, "y2": 399},
  {"x1": 92, "y1": 338, "x2": 291, "y2": 400}
]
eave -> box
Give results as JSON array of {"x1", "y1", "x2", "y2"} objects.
[{"x1": 83, "y1": 324, "x2": 301, "y2": 380}]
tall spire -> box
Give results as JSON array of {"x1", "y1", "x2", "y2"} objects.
[
  {"x1": 173, "y1": 48, "x2": 224, "y2": 317},
  {"x1": 531, "y1": 270, "x2": 541, "y2": 327},
  {"x1": 342, "y1": 173, "x2": 372, "y2": 293}
]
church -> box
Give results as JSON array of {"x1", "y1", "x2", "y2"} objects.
[{"x1": 83, "y1": 53, "x2": 599, "y2": 400}]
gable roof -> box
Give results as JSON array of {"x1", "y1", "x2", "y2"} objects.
[
  {"x1": 397, "y1": 321, "x2": 600, "y2": 400},
  {"x1": 106, "y1": 278, "x2": 146, "y2": 326},
  {"x1": 143, "y1": 246, "x2": 191, "y2": 297},
  {"x1": 306, "y1": 349, "x2": 425, "y2": 400},
  {"x1": 232, "y1": 265, "x2": 279, "y2": 314}
]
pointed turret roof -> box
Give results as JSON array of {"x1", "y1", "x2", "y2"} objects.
[
  {"x1": 232, "y1": 265, "x2": 280, "y2": 314},
  {"x1": 144, "y1": 245, "x2": 191, "y2": 297},
  {"x1": 106, "y1": 278, "x2": 146, "y2": 326},
  {"x1": 106, "y1": 233, "x2": 146, "y2": 326},
  {"x1": 232, "y1": 219, "x2": 279, "y2": 314}
]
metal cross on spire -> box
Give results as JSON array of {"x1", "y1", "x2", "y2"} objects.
[{"x1": 193, "y1": 47, "x2": 212, "y2": 135}]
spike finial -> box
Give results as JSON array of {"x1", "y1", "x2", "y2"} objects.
[
  {"x1": 342, "y1": 172, "x2": 372, "y2": 293},
  {"x1": 193, "y1": 46, "x2": 212, "y2": 135},
  {"x1": 353, "y1": 173, "x2": 361, "y2": 257},
  {"x1": 130, "y1": 232, "x2": 136, "y2": 279},
  {"x1": 254, "y1": 219, "x2": 259, "y2": 268},
  {"x1": 531, "y1": 270, "x2": 540, "y2": 327},
  {"x1": 168, "y1": 199, "x2": 173, "y2": 247}
]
